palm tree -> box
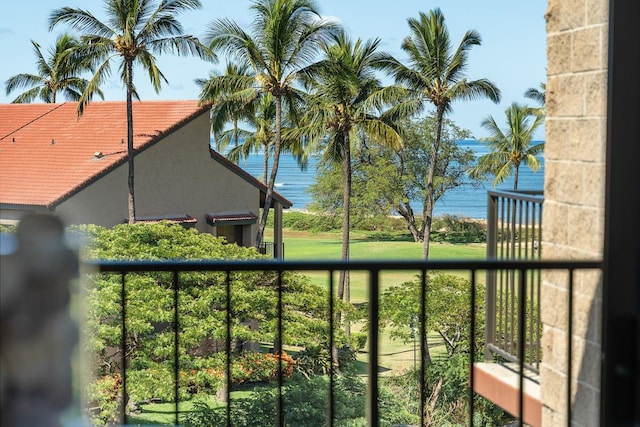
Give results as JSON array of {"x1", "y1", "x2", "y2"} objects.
[
  {"x1": 378, "y1": 8, "x2": 501, "y2": 259},
  {"x1": 204, "y1": 0, "x2": 339, "y2": 248},
  {"x1": 525, "y1": 81, "x2": 546, "y2": 117},
  {"x1": 297, "y1": 31, "x2": 402, "y2": 334},
  {"x1": 469, "y1": 102, "x2": 544, "y2": 191},
  {"x1": 525, "y1": 82, "x2": 546, "y2": 106},
  {"x1": 49, "y1": 0, "x2": 210, "y2": 224},
  {"x1": 197, "y1": 61, "x2": 257, "y2": 156},
  {"x1": 4, "y1": 33, "x2": 102, "y2": 103}
]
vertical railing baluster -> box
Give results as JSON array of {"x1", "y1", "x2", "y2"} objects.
[
  {"x1": 173, "y1": 270, "x2": 179, "y2": 426},
  {"x1": 535, "y1": 201, "x2": 543, "y2": 369},
  {"x1": 486, "y1": 193, "x2": 497, "y2": 360},
  {"x1": 525, "y1": 201, "x2": 532, "y2": 365},
  {"x1": 225, "y1": 271, "x2": 232, "y2": 427},
  {"x1": 328, "y1": 270, "x2": 335, "y2": 427},
  {"x1": 469, "y1": 269, "x2": 477, "y2": 427},
  {"x1": 567, "y1": 269, "x2": 574, "y2": 427},
  {"x1": 499, "y1": 196, "x2": 507, "y2": 353},
  {"x1": 120, "y1": 272, "x2": 127, "y2": 426},
  {"x1": 368, "y1": 269, "x2": 380, "y2": 427},
  {"x1": 517, "y1": 198, "x2": 523, "y2": 259},
  {"x1": 419, "y1": 269, "x2": 427, "y2": 424},
  {"x1": 518, "y1": 268, "x2": 526, "y2": 427},
  {"x1": 277, "y1": 272, "x2": 284, "y2": 427}
]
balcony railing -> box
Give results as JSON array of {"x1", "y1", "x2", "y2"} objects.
[
  {"x1": 0, "y1": 212, "x2": 603, "y2": 426},
  {"x1": 486, "y1": 189, "x2": 544, "y2": 372},
  {"x1": 86, "y1": 257, "x2": 600, "y2": 427},
  {"x1": 257, "y1": 241, "x2": 284, "y2": 258}
]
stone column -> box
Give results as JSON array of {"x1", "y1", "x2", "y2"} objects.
[{"x1": 0, "y1": 214, "x2": 79, "y2": 427}]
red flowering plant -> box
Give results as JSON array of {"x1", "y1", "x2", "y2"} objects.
[{"x1": 233, "y1": 350, "x2": 295, "y2": 384}]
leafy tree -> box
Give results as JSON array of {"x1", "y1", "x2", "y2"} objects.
[
  {"x1": 4, "y1": 33, "x2": 103, "y2": 103},
  {"x1": 469, "y1": 102, "x2": 544, "y2": 190},
  {"x1": 295, "y1": 31, "x2": 403, "y2": 332},
  {"x1": 307, "y1": 159, "x2": 394, "y2": 230},
  {"x1": 379, "y1": 272, "x2": 485, "y2": 363},
  {"x1": 74, "y1": 222, "x2": 342, "y2": 423},
  {"x1": 309, "y1": 116, "x2": 476, "y2": 242},
  {"x1": 50, "y1": 0, "x2": 210, "y2": 224},
  {"x1": 383, "y1": 117, "x2": 476, "y2": 242},
  {"x1": 378, "y1": 8, "x2": 501, "y2": 259},
  {"x1": 204, "y1": 0, "x2": 339, "y2": 248}
]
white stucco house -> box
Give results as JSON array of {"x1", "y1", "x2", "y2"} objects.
[{"x1": 0, "y1": 100, "x2": 291, "y2": 256}]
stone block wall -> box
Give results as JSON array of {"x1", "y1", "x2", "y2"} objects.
[{"x1": 541, "y1": 0, "x2": 608, "y2": 425}]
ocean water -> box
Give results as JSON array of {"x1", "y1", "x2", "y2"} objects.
[{"x1": 231, "y1": 139, "x2": 544, "y2": 220}]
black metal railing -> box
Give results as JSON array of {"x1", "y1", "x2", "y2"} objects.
[
  {"x1": 258, "y1": 241, "x2": 284, "y2": 258},
  {"x1": 86, "y1": 257, "x2": 600, "y2": 427},
  {"x1": 486, "y1": 190, "x2": 544, "y2": 372}
]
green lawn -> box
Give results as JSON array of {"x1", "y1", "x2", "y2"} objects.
[
  {"x1": 276, "y1": 227, "x2": 487, "y2": 372},
  {"x1": 281, "y1": 228, "x2": 487, "y2": 261},
  {"x1": 279, "y1": 228, "x2": 487, "y2": 302}
]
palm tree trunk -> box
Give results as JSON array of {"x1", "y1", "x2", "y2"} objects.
[
  {"x1": 255, "y1": 94, "x2": 282, "y2": 248},
  {"x1": 233, "y1": 118, "x2": 239, "y2": 165},
  {"x1": 125, "y1": 59, "x2": 136, "y2": 224},
  {"x1": 422, "y1": 108, "x2": 445, "y2": 259},
  {"x1": 338, "y1": 132, "x2": 352, "y2": 337},
  {"x1": 262, "y1": 144, "x2": 269, "y2": 185}
]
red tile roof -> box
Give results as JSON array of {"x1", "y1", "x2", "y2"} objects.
[{"x1": 0, "y1": 101, "x2": 208, "y2": 208}]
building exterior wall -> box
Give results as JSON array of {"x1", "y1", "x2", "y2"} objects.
[
  {"x1": 541, "y1": 0, "x2": 608, "y2": 425},
  {"x1": 54, "y1": 113, "x2": 260, "y2": 237}
]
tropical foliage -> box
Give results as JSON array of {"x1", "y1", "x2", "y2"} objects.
[
  {"x1": 4, "y1": 33, "x2": 102, "y2": 103},
  {"x1": 49, "y1": 0, "x2": 209, "y2": 223},
  {"x1": 469, "y1": 102, "x2": 544, "y2": 190},
  {"x1": 378, "y1": 8, "x2": 501, "y2": 258},
  {"x1": 182, "y1": 372, "x2": 421, "y2": 427},
  {"x1": 295, "y1": 30, "x2": 403, "y2": 331},
  {"x1": 203, "y1": 0, "x2": 339, "y2": 248},
  {"x1": 197, "y1": 61, "x2": 257, "y2": 156}
]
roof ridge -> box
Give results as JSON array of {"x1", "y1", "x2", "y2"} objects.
[{"x1": 0, "y1": 103, "x2": 68, "y2": 142}]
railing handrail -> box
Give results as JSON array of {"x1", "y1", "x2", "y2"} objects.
[
  {"x1": 487, "y1": 188, "x2": 544, "y2": 204},
  {"x1": 86, "y1": 258, "x2": 602, "y2": 272}
]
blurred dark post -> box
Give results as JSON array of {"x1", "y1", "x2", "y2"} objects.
[{"x1": 0, "y1": 214, "x2": 79, "y2": 427}]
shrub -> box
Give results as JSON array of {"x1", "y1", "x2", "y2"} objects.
[
  {"x1": 182, "y1": 372, "x2": 428, "y2": 427},
  {"x1": 294, "y1": 346, "x2": 331, "y2": 377},
  {"x1": 235, "y1": 350, "x2": 295, "y2": 384},
  {"x1": 85, "y1": 374, "x2": 122, "y2": 426},
  {"x1": 182, "y1": 373, "x2": 367, "y2": 427},
  {"x1": 350, "y1": 332, "x2": 368, "y2": 351},
  {"x1": 431, "y1": 215, "x2": 487, "y2": 243}
]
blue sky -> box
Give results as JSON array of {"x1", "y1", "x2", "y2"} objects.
[{"x1": 0, "y1": 1, "x2": 546, "y2": 139}]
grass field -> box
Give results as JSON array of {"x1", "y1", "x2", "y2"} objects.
[
  {"x1": 276, "y1": 227, "x2": 487, "y2": 373},
  {"x1": 281, "y1": 228, "x2": 486, "y2": 261},
  {"x1": 279, "y1": 227, "x2": 487, "y2": 302}
]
